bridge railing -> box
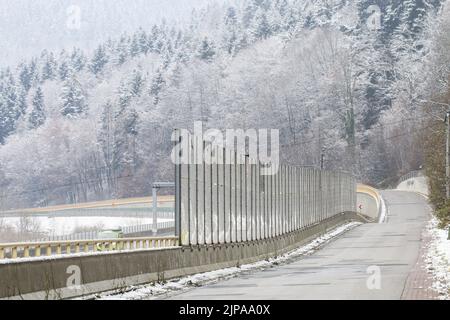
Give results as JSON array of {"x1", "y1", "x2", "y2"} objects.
[
  {"x1": 397, "y1": 170, "x2": 424, "y2": 185},
  {"x1": 0, "y1": 236, "x2": 179, "y2": 260},
  {"x1": 173, "y1": 130, "x2": 357, "y2": 246},
  {"x1": 32, "y1": 220, "x2": 176, "y2": 243}
]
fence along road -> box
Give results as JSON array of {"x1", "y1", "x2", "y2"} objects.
[
  {"x1": 0, "y1": 130, "x2": 355, "y2": 261},
  {"x1": 168, "y1": 190, "x2": 431, "y2": 300},
  {"x1": 174, "y1": 130, "x2": 357, "y2": 247},
  {"x1": 0, "y1": 131, "x2": 360, "y2": 299}
]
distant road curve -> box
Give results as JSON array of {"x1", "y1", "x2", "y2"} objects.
[{"x1": 1, "y1": 195, "x2": 175, "y2": 215}]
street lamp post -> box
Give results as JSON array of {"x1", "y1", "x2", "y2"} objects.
[
  {"x1": 420, "y1": 99, "x2": 450, "y2": 200},
  {"x1": 446, "y1": 111, "x2": 450, "y2": 199}
]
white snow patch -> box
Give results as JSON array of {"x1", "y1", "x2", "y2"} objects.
[
  {"x1": 378, "y1": 194, "x2": 387, "y2": 223},
  {"x1": 93, "y1": 221, "x2": 362, "y2": 300},
  {"x1": 0, "y1": 216, "x2": 173, "y2": 238},
  {"x1": 425, "y1": 217, "x2": 450, "y2": 300}
]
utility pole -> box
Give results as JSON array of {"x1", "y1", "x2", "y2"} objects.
[
  {"x1": 320, "y1": 151, "x2": 325, "y2": 170},
  {"x1": 419, "y1": 100, "x2": 450, "y2": 199},
  {"x1": 446, "y1": 110, "x2": 450, "y2": 199}
]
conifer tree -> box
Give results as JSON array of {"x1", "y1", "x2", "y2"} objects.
[
  {"x1": 70, "y1": 48, "x2": 86, "y2": 72},
  {"x1": 150, "y1": 69, "x2": 165, "y2": 105},
  {"x1": 41, "y1": 51, "x2": 57, "y2": 81},
  {"x1": 253, "y1": 10, "x2": 272, "y2": 39},
  {"x1": 29, "y1": 87, "x2": 46, "y2": 129},
  {"x1": 129, "y1": 69, "x2": 145, "y2": 97},
  {"x1": 198, "y1": 37, "x2": 216, "y2": 62},
  {"x1": 18, "y1": 63, "x2": 32, "y2": 92},
  {"x1": 60, "y1": 77, "x2": 87, "y2": 118},
  {"x1": 0, "y1": 71, "x2": 22, "y2": 143},
  {"x1": 89, "y1": 45, "x2": 108, "y2": 75},
  {"x1": 59, "y1": 61, "x2": 70, "y2": 81}
]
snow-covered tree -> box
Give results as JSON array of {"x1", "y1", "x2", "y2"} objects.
[
  {"x1": 197, "y1": 37, "x2": 216, "y2": 62},
  {"x1": 70, "y1": 48, "x2": 86, "y2": 72},
  {"x1": 138, "y1": 28, "x2": 150, "y2": 55},
  {"x1": 130, "y1": 34, "x2": 141, "y2": 57},
  {"x1": 89, "y1": 45, "x2": 108, "y2": 75},
  {"x1": 149, "y1": 25, "x2": 160, "y2": 52},
  {"x1": 113, "y1": 35, "x2": 130, "y2": 66},
  {"x1": 28, "y1": 58, "x2": 40, "y2": 87},
  {"x1": 253, "y1": 9, "x2": 272, "y2": 39},
  {"x1": 60, "y1": 76, "x2": 87, "y2": 118},
  {"x1": 58, "y1": 61, "x2": 70, "y2": 81},
  {"x1": 97, "y1": 101, "x2": 117, "y2": 192},
  {"x1": 129, "y1": 69, "x2": 145, "y2": 97},
  {"x1": 18, "y1": 63, "x2": 32, "y2": 92},
  {"x1": 0, "y1": 71, "x2": 22, "y2": 143},
  {"x1": 117, "y1": 80, "x2": 132, "y2": 108},
  {"x1": 15, "y1": 87, "x2": 27, "y2": 118},
  {"x1": 150, "y1": 69, "x2": 165, "y2": 105},
  {"x1": 0, "y1": 0, "x2": 446, "y2": 207},
  {"x1": 41, "y1": 51, "x2": 57, "y2": 81},
  {"x1": 29, "y1": 87, "x2": 46, "y2": 129}
]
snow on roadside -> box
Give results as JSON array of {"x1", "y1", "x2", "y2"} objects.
[
  {"x1": 378, "y1": 194, "x2": 387, "y2": 223},
  {"x1": 94, "y1": 221, "x2": 362, "y2": 300},
  {"x1": 425, "y1": 217, "x2": 450, "y2": 299}
]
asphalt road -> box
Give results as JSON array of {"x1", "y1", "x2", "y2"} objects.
[{"x1": 168, "y1": 191, "x2": 430, "y2": 300}]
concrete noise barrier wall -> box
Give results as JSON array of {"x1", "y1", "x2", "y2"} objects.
[
  {"x1": 0, "y1": 130, "x2": 360, "y2": 299},
  {"x1": 173, "y1": 129, "x2": 357, "y2": 246},
  {"x1": 0, "y1": 212, "x2": 364, "y2": 300}
]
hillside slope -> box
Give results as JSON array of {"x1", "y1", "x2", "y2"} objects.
[{"x1": 0, "y1": 0, "x2": 444, "y2": 208}]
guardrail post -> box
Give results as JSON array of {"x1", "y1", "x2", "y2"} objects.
[
  {"x1": 0, "y1": 236, "x2": 184, "y2": 261},
  {"x1": 152, "y1": 186, "x2": 158, "y2": 234},
  {"x1": 174, "y1": 128, "x2": 182, "y2": 241}
]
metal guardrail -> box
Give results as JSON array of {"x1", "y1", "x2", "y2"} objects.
[
  {"x1": 0, "y1": 236, "x2": 179, "y2": 260},
  {"x1": 33, "y1": 220, "x2": 176, "y2": 243},
  {"x1": 36, "y1": 230, "x2": 98, "y2": 242},
  {"x1": 357, "y1": 184, "x2": 381, "y2": 212},
  {"x1": 1, "y1": 196, "x2": 175, "y2": 215},
  {"x1": 398, "y1": 170, "x2": 424, "y2": 185},
  {"x1": 122, "y1": 221, "x2": 174, "y2": 234},
  {"x1": 0, "y1": 207, "x2": 175, "y2": 219}
]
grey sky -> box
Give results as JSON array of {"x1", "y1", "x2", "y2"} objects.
[{"x1": 0, "y1": 0, "x2": 218, "y2": 67}]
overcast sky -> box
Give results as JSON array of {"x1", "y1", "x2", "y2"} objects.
[{"x1": 0, "y1": 0, "x2": 218, "y2": 67}]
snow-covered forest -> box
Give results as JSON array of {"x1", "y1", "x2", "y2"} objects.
[{"x1": 0, "y1": 0, "x2": 447, "y2": 210}]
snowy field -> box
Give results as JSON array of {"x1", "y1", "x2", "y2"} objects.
[
  {"x1": 0, "y1": 200, "x2": 175, "y2": 241},
  {"x1": 0, "y1": 216, "x2": 174, "y2": 237},
  {"x1": 91, "y1": 222, "x2": 362, "y2": 300},
  {"x1": 426, "y1": 217, "x2": 450, "y2": 299}
]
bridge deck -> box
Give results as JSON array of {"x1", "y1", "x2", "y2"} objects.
[{"x1": 165, "y1": 191, "x2": 434, "y2": 300}]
